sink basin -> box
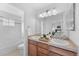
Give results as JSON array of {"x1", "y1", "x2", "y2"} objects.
[
  {"x1": 49, "y1": 38, "x2": 69, "y2": 46},
  {"x1": 30, "y1": 36, "x2": 40, "y2": 40}
]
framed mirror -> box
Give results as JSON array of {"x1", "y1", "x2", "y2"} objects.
[{"x1": 36, "y1": 3, "x2": 76, "y2": 37}]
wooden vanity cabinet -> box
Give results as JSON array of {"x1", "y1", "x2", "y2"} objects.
[
  {"x1": 28, "y1": 39, "x2": 37, "y2": 56},
  {"x1": 28, "y1": 39, "x2": 77, "y2": 56}
]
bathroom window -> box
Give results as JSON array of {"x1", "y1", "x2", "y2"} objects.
[
  {"x1": 3, "y1": 18, "x2": 8, "y2": 26},
  {"x1": 1, "y1": 17, "x2": 15, "y2": 27}
]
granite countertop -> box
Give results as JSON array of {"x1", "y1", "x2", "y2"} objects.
[{"x1": 28, "y1": 35, "x2": 78, "y2": 52}]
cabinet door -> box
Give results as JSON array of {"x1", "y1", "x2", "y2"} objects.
[
  {"x1": 49, "y1": 46, "x2": 77, "y2": 56},
  {"x1": 28, "y1": 44, "x2": 37, "y2": 56},
  {"x1": 38, "y1": 47, "x2": 49, "y2": 55}
]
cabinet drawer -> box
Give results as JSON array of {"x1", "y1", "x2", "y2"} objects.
[
  {"x1": 37, "y1": 42, "x2": 48, "y2": 49},
  {"x1": 38, "y1": 51, "x2": 47, "y2": 56},
  {"x1": 49, "y1": 46, "x2": 77, "y2": 56},
  {"x1": 28, "y1": 40, "x2": 37, "y2": 45},
  {"x1": 49, "y1": 51, "x2": 62, "y2": 56},
  {"x1": 38, "y1": 47, "x2": 49, "y2": 55}
]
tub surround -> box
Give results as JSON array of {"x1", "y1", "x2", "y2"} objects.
[{"x1": 28, "y1": 34, "x2": 77, "y2": 56}]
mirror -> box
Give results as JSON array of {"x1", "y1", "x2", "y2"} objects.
[
  {"x1": 43, "y1": 14, "x2": 62, "y2": 34},
  {"x1": 37, "y1": 3, "x2": 75, "y2": 38},
  {"x1": 41, "y1": 12, "x2": 63, "y2": 38}
]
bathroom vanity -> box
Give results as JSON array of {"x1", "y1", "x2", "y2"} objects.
[{"x1": 28, "y1": 35, "x2": 77, "y2": 56}]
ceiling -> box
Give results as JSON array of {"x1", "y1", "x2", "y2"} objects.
[
  {"x1": 10, "y1": 3, "x2": 73, "y2": 17},
  {"x1": 9, "y1": 3, "x2": 52, "y2": 11}
]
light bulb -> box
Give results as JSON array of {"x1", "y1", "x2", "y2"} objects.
[
  {"x1": 51, "y1": 9, "x2": 58, "y2": 15},
  {"x1": 42, "y1": 12, "x2": 48, "y2": 17},
  {"x1": 48, "y1": 11, "x2": 52, "y2": 16},
  {"x1": 39, "y1": 14, "x2": 44, "y2": 18}
]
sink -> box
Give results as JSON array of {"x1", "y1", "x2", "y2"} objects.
[
  {"x1": 49, "y1": 38, "x2": 69, "y2": 46},
  {"x1": 30, "y1": 36, "x2": 40, "y2": 40}
]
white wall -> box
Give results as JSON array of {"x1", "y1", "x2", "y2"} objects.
[
  {"x1": 69, "y1": 4, "x2": 79, "y2": 44},
  {"x1": 0, "y1": 3, "x2": 24, "y2": 55},
  {"x1": 69, "y1": 4, "x2": 79, "y2": 45},
  {"x1": 68, "y1": 3, "x2": 79, "y2": 55}
]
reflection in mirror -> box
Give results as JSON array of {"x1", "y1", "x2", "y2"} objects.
[
  {"x1": 37, "y1": 3, "x2": 75, "y2": 39},
  {"x1": 42, "y1": 13, "x2": 63, "y2": 38}
]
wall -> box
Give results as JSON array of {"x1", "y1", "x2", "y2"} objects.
[
  {"x1": 69, "y1": 4, "x2": 79, "y2": 46},
  {"x1": 68, "y1": 3, "x2": 79, "y2": 55}
]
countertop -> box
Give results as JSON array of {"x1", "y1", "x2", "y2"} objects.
[{"x1": 28, "y1": 35, "x2": 78, "y2": 53}]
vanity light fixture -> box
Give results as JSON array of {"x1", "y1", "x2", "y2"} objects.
[{"x1": 39, "y1": 8, "x2": 58, "y2": 18}]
